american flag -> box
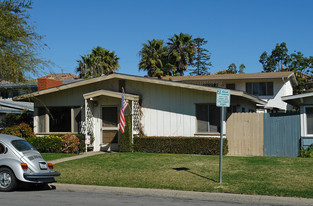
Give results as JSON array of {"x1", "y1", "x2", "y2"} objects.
[{"x1": 119, "y1": 91, "x2": 129, "y2": 133}]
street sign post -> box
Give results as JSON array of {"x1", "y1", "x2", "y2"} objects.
[{"x1": 216, "y1": 89, "x2": 230, "y2": 184}]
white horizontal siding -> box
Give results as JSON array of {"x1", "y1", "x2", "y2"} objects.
[{"x1": 133, "y1": 82, "x2": 215, "y2": 137}]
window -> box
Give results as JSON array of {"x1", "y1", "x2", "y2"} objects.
[
  {"x1": 102, "y1": 107, "x2": 118, "y2": 144},
  {"x1": 202, "y1": 83, "x2": 218, "y2": 87},
  {"x1": 12, "y1": 140, "x2": 36, "y2": 152},
  {"x1": 306, "y1": 107, "x2": 313, "y2": 135},
  {"x1": 102, "y1": 107, "x2": 118, "y2": 127},
  {"x1": 49, "y1": 107, "x2": 71, "y2": 132},
  {"x1": 38, "y1": 107, "x2": 46, "y2": 133},
  {"x1": 37, "y1": 106, "x2": 81, "y2": 133},
  {"x1": 246, "y1": 82, "x2": 273, "y2": 96},
  {"x1": 196, "y1": 104, "x2": 220, "y2": 133},
  {"x1": 226, "y1": 84, "x2": 235, "y2": 90}
]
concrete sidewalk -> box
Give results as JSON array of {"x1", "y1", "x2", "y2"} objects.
[
  {"x1": 52, "y1": 183, "x2": 313, "y2": 206},
  {"x1": 49, "y1": 151, "x2": 105, "y2": 164}
]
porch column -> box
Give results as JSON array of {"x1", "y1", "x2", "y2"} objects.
[{"x1": 84, "y1": 99, "x2": 89, "y2": 152}]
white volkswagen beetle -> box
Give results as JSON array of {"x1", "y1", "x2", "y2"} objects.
[{"x1": 0, "y1": 134, "x2": 60, "y2": 191}]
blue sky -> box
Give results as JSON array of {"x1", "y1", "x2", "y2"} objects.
[{"x1": 30, "y1": 0, "x2": 313, "y2": 77}]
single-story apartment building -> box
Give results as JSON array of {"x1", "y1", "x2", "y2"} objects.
[{"x1": 14, "y1": 73, "x2": 266, "y2": 151}]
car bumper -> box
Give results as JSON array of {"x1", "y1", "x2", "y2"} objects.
[{"x1": 23, "y1": 171, "x2": 61, "y2": 183}]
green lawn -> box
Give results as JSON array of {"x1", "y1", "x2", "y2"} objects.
[
  {"x1": 54, "y1": 152, "x2": 313, "y2": 198},
  {"x1": 41, "y1": 153, "x2": 76, "y2": 161}
]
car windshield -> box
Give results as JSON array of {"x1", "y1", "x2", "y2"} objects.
[{"x1": 11, "y1": 140, "x2": 36, "y2": 152}]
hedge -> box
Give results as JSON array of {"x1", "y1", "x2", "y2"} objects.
[
  {"x1": 27, "y1": 136, "x2": 62, "y2": 153},
  {"x1": 133, "y1": 136, "x2": 228, "y2": 155},
  {"x1": 119, "y1": 114, "x2": 133, "y2": 152}
]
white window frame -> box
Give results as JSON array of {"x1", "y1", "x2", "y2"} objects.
[{"x1": 303, "y1": 106, "x2": 313, "y2": 137}]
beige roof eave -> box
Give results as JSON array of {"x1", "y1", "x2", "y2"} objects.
[
  {"x1": 83, "y1": 90, "x2": 140, "y2": 101},
  {"x1": 13, "y1": 73, "x2": 265, "y2": 105}
]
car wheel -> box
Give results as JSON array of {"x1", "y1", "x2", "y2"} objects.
[{"x1": 0, "y1": 168, "x2": 17, "y2": 192}]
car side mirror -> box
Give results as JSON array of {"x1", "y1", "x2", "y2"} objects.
[{"x1": 4, "y1": 147, "x2": 8, "y2": 154}]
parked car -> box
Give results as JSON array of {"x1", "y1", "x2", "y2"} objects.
[{"x1": 0, "y1": 134, "x2": 60, "y2": 191}]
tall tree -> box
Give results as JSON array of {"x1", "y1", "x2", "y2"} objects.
[
  {"x1": 259, "y1": 42, "x2": 313, "y2": 93},
  {"x1": 190, "y1": 37, "x2": 212, "y2": 75},
  {"x1": 167, "y1": 33, "x2": 196, "y2": 76},
  {"x1": 217, "y1": 63, "x2": 245, "y2": 74},
  {"x1": 228, "y1": 63, "x2": 245, "y2": 74},
  {"x1": 0, "y1": 0, "x2": 49, "y2": 82},
  {"x1": 76, "y1": 46, "x2": 119, "y2": 79},
  {"x1": 259, "y1": 42, "x2": 291, "y2": 72},
  {"x1": 138, "y1": 39, "x2": 171, "y2": 77}
]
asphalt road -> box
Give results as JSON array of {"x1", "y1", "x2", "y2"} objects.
[{"x1": 0, "y1": 183, "x2": 312, "y2": 206}]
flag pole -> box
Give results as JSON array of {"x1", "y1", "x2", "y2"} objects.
[{"x1": 122, "y1": 87, "x2": 131, "y2": 113}]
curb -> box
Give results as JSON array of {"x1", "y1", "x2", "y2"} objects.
[{"x1": 52, "y1": 183, "x2": 313, "y2": 206}]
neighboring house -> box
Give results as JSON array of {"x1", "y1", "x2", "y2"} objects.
[
  {"x1": 39, "y1": 73, "x2": 79, "y2": 81},
  {"x1": 282, "y1": 92, "x2": 313, "y2": 148},
  {"x1": 14, "y1": 73, "x2": 266, "y2": 152},
  {"x1": 37, "y1": 73, "x2": 82, "y2": 88},
  {"x1": 0, "y1": 80, "x2": 37, "y2": 126},
  {"x1": 0, "y1": 73, "x2": 80, "y2": 126},
  {"x1": 0, "y1": 99, "x2": 34, "y2": 127},
  {"x1": 0, "y1": 80, "x2": 37, "y2": 99},
  {"x1": 164, "y1": 71, "x2": 297, "y2": 112}
]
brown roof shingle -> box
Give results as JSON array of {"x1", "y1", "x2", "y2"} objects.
[{"x1": 163, "y1": 71, "x2": 295, "y2": 81}]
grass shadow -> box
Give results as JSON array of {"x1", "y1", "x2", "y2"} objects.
[{"x1": 173, "y1": 167, "x2": 217, "y2": 183}]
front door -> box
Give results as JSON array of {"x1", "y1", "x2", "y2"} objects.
[{"x1": 101, "y1": 106, "x2": 119, "y2": 144}]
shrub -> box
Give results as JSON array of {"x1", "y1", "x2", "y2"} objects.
[
  {"x1": 300, "y1": 144, "x2": 313, "y2": 157},
  {"x1": 61, "y1": 134, "x2": 80, "y2": 153},
  {"x1": 1, "y1": 123, "x2": 35, "y2": 138},
  {"x1": 134, "y1": 136, "x2": 228, "y2": 155},
  {"x1": 119, "y1": 115, "x2": 133, "y2": 152},
  {"x1": 0, "y1": 111, "x2": 33, "y2": 128},
  {"x1": 76, "y1": 133, "x2": 86, "y2": 153},
  {"x1": 27, "y1": 136, "x2": 62, "y2": 153}
]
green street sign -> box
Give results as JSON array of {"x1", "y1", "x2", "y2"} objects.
[{"x1": 216, "y1": 89, "x2": 230, "y2": 107}]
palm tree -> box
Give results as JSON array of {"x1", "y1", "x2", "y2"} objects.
[
  {"x1": 167, "y1": 33, "x2": 196, "y2": 76},
  {"x1": 138, "y1": 39, "x2": 170, "y2": 77},
  {"x1": 76, "y1": 47, "x2": 119, "y2": 79},
  {"x1": 91, "y1": 47, "x2": 119, "y2": 76},
  {"x1": 76, "y1": 54, "x2": 90, "y2": 78}
]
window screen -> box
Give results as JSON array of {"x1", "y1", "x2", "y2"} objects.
[
  {"x1": 196, "y1": 104, "x2": 208, "y2": 132},
  {"x1": 196, "y1": 104, "x2": 220, "y2": 133},
  {"x1": 209, "y1": 105, "x2": 220, "y2": 132},
  {"x1": 49, "y1": 107, "x2": 71, "y2": 132},
  {"x1": 38, "y1": 107, "x2": 46, "y2": 133},
  {"x1": 73, "y1": 107, "x2": 82, "y2": 133},
  {"x1": 102, "y1": 107, "x2": 118, "y2": 127},
  {"x1": 307, "y1": 107, "x2": 313, "y2": 135},
  {"x1": 246, "y1": 82, "x2": 273, "y2": 96}
]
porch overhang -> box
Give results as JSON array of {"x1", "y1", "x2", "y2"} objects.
[{"x1": 83, "y1": 90, "x2": 140, "y2": 101}]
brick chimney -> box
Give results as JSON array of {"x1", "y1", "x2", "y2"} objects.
[{"x1": 37, "y1": 78, "x2": 62, "y2": 91}]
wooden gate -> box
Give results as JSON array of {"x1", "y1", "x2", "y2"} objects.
[
  {"x1": 226, "y1": 113, "x2": 264, "y2": 156},
  {"x1": 264, "y1": 113, "x2": 300, "y2": 157}
]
